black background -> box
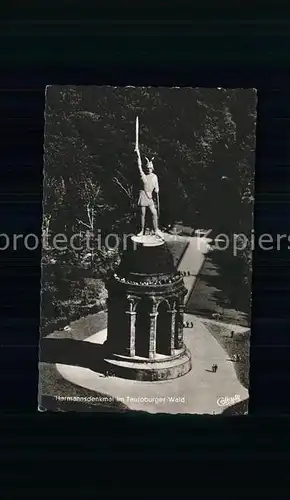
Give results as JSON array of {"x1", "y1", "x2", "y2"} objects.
[{"x1": 1, "y1": 6, "x2": 290, "y2": 493}]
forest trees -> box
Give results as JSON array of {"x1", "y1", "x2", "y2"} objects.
[
  {"x1": 42, "y1": 86, "x2": 257, "y2": 329},
  {"x1": 44, "y1": 86, "x2": 256, "y2": 236}
]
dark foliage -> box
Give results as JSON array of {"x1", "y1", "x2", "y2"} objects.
[{"x1": 42, "y1": 86, "x2": 256, "y2": 331}]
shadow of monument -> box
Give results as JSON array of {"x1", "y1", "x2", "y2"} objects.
[
  {"x1": 39, "y1": 339, "x2": 141, "y2": 413},
  {"x1": 40, "y1": 337, "x2": 108, "y2": 374}
]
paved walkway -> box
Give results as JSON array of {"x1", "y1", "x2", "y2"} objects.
[
  {"x1": 56, "y1": 312, "x2": 248, "y2": 414},
  {"x1": 164, "y1": 233, "x2": 211, "y2": 304}
]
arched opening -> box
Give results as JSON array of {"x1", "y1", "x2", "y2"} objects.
[
  {"x1": 135, "y1": 298, "x2": 151, "y2": 357},
  {"x1": 156, "y1": 300, "x2": 172, "y2": 355},
  {"x1": 107, "y1": 295, "x2": 130, "y2": 355}
]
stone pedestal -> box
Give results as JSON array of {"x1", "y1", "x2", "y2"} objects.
[{"x1": 103, "y1": 236, "x2": 192, "y2": 381}]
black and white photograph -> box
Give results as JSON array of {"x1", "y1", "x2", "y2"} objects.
[{"x1": 39, "y1": 86, "x2": 257, "y2": 414}]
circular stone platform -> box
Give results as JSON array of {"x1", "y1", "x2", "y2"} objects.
[
  {"x1": 131, "y1": 233, "x2": 164, "y2": 247},
  {"x1": 103, "y1": 347, "x2": 192, "y2": 381},
  {"x1": 55, "y1": 314, "x2": 249, "y2": 415}
]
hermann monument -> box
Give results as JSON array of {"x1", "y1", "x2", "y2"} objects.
[{"x1": 103, "y1": 117, "x2": 192, "y2": 381}]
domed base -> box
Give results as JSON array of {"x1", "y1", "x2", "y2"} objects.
[{"x1": 103, "y1": 348, "x2": 192, "y2": 381}]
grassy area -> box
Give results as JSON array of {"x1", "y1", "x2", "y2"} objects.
[
  {"x1": 221, "y1": 398, "x2": 249, "y2": 416},
  {"x1": 187, "y1": 254, "x2": 249, "y2": 327},
  {"x1": 39, "y1": 363, "x2": 131, "y2": 412},
  {"x1": 203, "y1": 321, "x2": 250, "y2": 390},
  {"x1": 40, "y1": 311, "x2": 132, "y2": 412},
  {"x1": 41, "y1": 274, "x2": 108, "y2": 336},
  {"x1": 44, "y1": 310, "x2": 108, "y2": 340},
  {"x1": 40, "y1": 310, "x2": 129, "y2": 412}
]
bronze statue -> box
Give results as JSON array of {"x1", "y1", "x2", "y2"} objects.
[{"x1": 134, "y1": 117, "x2": 163, "y2": 239}]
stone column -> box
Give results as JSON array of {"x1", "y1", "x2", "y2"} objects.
[
  {"x1": 125, "y1": 296, "x2": 138, "y2": 357},
  {"x1": 167, "y1": 309, "x2": 177, "y2": 355},
  {"x1": 125, "y1": 311, "x2": 136, "y2": 357},
  {"x1": 149, "y1": 302, "x2": 158, "y2": 359},
  {"x1": 176, "y1": 303, "x2": 185, "y2": 349}
]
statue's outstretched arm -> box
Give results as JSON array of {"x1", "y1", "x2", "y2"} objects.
[{"x1": 135, "y1": 149, "x2": 146, "y2": 181}]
